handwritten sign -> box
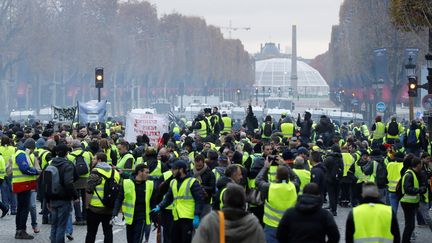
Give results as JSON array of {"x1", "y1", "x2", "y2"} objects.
[
  {"x1": 52, "y1": 106, "x2": 77, "y2": 122},
  {"x1": 125, "y1": 113, "x2": 169, "y2": 145}
]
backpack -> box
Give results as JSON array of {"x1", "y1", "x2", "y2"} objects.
[
  {"x1": 43, "y1": 165, "x2": 64, "y2": 197},
  {"x1": 387, "y1": 122, "x2": 399, "y2": 136},
  {"x1": 72, "y1": 151, "x2": 89, "y2": 176},
  {"x1": 406, "y1": 130, "x2": 417, "y2": 147},
  {"x1": 94, "y1": 169, "x2": 120, "y2": 208},
  {"x1": 263, "y1": 123, "x2": 272, "y2": 137}
]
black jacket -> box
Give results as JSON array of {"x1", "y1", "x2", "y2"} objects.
[
  {"x1": 46, "y1": 157, "x2": 78, "y2": 202},
  {"x1": 323, "y1": 152, "x2": 344, "y2": 184},
  {"x1": 296, "y1": 112, "x2": 313, "y2": 139},
  {"x1": 311, "y1": 162, "x2": 327, "y2": 194},
  {"x1": 345, "y1": 197, "x2": 400, "y2": 243},
  {"x1": 277, "y1": 194, "x2": 340, "y2": 243},
  {"x1": 194, "y1": 167, "x2": 216, "y2": 204}
]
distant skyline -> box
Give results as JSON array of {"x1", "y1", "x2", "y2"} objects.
[{"x1": 148, "y1": 0, "x2": 344, "y2": 59}]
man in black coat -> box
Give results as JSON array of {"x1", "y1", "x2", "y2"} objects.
[
  {"x1": 310, "y1": 151, "x2": 327, "y2": 200},
  {"x1": 242, "y1": 105, "x2": 259, "y2": 135},
  {"x1": 323, "y1": 144, "x2": 344, "y2": 216},
  {"x1": 296, "y1": 111, "x2": 313, "y2": 143},
  {"x1": 192, "y1": 154, "x2": 215, "y2": 217},
  {"x1": 277, "y1": 183, "x2": 340, "y2": 243}
]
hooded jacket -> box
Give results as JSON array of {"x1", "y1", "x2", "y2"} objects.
[
  {"x1": 297, "y1": 112, "x2": 313, "y2": 139},
  {"x1": 277, "y1": 194, "x2": 340, "y2": 243},
  {"x1": 323, "y1": 152, "x2": 344, "y2": 184},
  {"x1": 192, "y1": 207, "x2": 265, "y2": 243},
  {"x1": 46, "y1": 157, "x2": 78, "y2": 202}
]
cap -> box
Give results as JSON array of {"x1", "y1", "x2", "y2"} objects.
[
  {"x1": 297, "y1": 147, "x2": 308, "y2": 154},
  {"x1": 23, "y1": 138, "x2": 36, "y2": 150},
  {"x1": 172, "y1": 160, "x2": 188, "y2": 171}
]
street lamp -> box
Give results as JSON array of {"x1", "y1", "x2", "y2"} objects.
[
  {"x1": 425, "y1": 53, "x2": 432, "y2": 139},
  {"x1": 236, "y1": 89, "x2": 241, "y2": 106},
  {"x1": 405, "y1": 56, "x2": 416, "y2": 121},
  {"x1": 255, "y1": 87, "x2": 258, "y2": 106}
]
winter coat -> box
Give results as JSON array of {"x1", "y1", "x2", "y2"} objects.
[
  {"x1": 311, "y1": 162, "x2": 327, "y2": 194},
  {"x1": 192, "y1": 207, "x2": 265, "y2": 243},
  {"x1": 323, "y1": 152, "x2": 344, "y2": 184},
  {"x1": 45, "y1": 157, "x2": 78, "y2": 202},
  {"x1": 276, "y1": 194, "x2": 340, "y2": 243},
  {"x1": 243, "y1": 113, "x2": 259, "y2": 134},
  {"x1": 296, "y1": 112, "x2": 313, "y2": 139}
]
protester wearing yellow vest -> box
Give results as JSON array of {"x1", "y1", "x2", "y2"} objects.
[
  {"x1": 400, "y1": 158, "x2": 425, "y2": 243},
  {"x1": 371, "y1": 116, "x2": 385, "y2": 148},
  {"x1": 68, "y1": 140, "x2": 93, "y2": 225},
  {"x1": 255, "y1": 157, "x2": 298, "y2": 243},
  {"x1": 117, "y1": 141, "x2": 135, "y2": 178},
  {"x1": 153, "y1": 160, "x2": 205, "y2": 243},
  {"x1": 0, "y1": 154, "x2": 9, "y2": 217},
  {"x1": 13, "y1": 139, "x2": 40, "y2": 239},
  {"x1": 292, "y1": 157, "x2": 311, "y2": 194},
  {"x1": 113, "y1": 163, "x2": 155, "y2": 243},
  {"x1": 85, "y1": 152, "x2": 120, "y2": 243},
  {"x1": 212, "y1": 164, "x2": 243, "y2": 210},
  {"x1": 189, "y1": 114, "x2": 208, "y2": 138},
  {"x1": 346, "y1": 182, "x2": 400, "y2": 243},
  {"x1": 221, "y1": 112, "x2": 232, "y2": 134},
  {"x1": 386, "y1": 155, "x2": 404, "y2": 214},
  {"x1": 280, "y1": 120, "x2": 295, "y2": 139}
]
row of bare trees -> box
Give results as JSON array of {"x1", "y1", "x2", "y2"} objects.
[{"x1": 0, "y1": 0, "x2": 254, "y2": 116}]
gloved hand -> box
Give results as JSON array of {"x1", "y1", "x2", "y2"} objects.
[
  {"x1": 193, "y1": 215, "x2": 200, "y2": 228},
  {"x1": 151, "y1": 205, "x2": 161, "y2": 213}
]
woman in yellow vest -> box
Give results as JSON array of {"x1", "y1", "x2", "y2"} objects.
[
  {"x1": 113, "y1": 163, "x2": 156, "y2": 243},
  {"x1": 255, "y1": 158, "x2": 299, "y2": 243},
  {"x1": 0, "y1": 154, "x2": 9, "y2": 217},
  {"x1": 346, "y1": 182, "x2": 400, "y2": 243},
  {"x1": 400, "y1": 158, "x2": 425, "y2": 243}
]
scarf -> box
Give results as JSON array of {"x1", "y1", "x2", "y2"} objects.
[{"x1": 193, "y1": 163, "x2": 208, "y2": 183}]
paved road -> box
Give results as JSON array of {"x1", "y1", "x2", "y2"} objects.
[{"x1": 0, "y1": 202, "x2": 430, "y2": 242}]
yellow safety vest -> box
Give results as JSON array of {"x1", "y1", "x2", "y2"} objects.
[
  {"x1": 361, "y1": 124, "x2": 370, "y2": 137},
  {"x1": 219, "y1": 187, "x2": 227, "y2": 209},
  {"x1": 67, "y1": 150, "x2": 92, "y2": 178},
  {"x1": 197, "y1": 120, "x2": 207, "y2": 138},
  {"x1": 262, "y1": 123, "x2": 273, "y2": 139},
  {"x1": 268, "y1": 165, "x2": 278, "y2": 183},
  {"x1": 122, "y1": 179, "x2": 154, "y2": 225},
  {"x1": 221, "y1": 117, "x2": 232, "y2": 133},
  {"x1": 12, "y1": 150, "x2": 37, "y2": 186},
  {"x1": 293, "y1": 169, "x2": 311, "y2": 193},
  {"x1": 406, "y1": 129, "x2": 420, "y2": 145},
  {"x1": 117, "y1": 153, "x2": 135, "y2": 170},
  {"x1": 354, "y1": 161, "x2": 377, "y2": 184},
  {"x1": 400, "y1": 169, "x2": 419, "y2": 204},
  {"x1": 353, "y1": 203, "x2": 393, "y2": 243},
  {"x1": 280, "y1": 123, "x2": 295, "y2": 139},
  {"x1": 263, "y1": 182, "x2": 297, "y2": 227},
  {"x1": 162, "y1": 171, "x2": 173, "y2": 210},
  {"x1": 38, "y1": 149, "x2": 51, "y2": 170},
  {"x1": 0, "y1": 156, "x2": 5, "y2": 180},
  {"x1": 90, "y1": 167, "x2": 121, "y2": 207},
  {"x1": 212, "y1": 167, "x2": 226, "y2": 183},
  {"x1": 386, "y1": 162, "x2": 403, "y2": 192},
  {"x1": 373, "y1": 122, "x2": 385, "y2": 140},
  {"x1": 171, "y1": 177, "x2": 196, "y2": 220},
  {"x1": 0, "y1": 145, "x2": 16, "y2": 167},
  {"x1": 105, "y1": 148, "x2": 113, "y2": 165},
  {"x1": 149, "y1": 160, "x2": 162, "y2": 177},
  {"x1": 342, "y1": 153, "x2": 354, "y2": 177},
  {"x1": 386, "y1": 122, "x2": 400, "y2": 139}
]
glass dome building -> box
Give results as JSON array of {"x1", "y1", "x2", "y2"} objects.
[{"x1": 255, "y1": 43, "x2": 329, "y2": 98}]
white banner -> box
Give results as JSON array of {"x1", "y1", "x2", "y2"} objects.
[
  {"x1": 125, "y1": 113, "x2": 169, "y2": 145},
  {"x1": 52, "y1": 106, "x2": 77, "y2": 122}
]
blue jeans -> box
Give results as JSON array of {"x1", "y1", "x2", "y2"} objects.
[
  {"x1": 30, "y1": 191, "x2": 37, "y2": 228},
  {"x1": 50, "y1": 200, "x2": 72, "y2": 243},
  {"x1": 66, "y1": 213, "x2": 73, "y2": 235},
  {"x1": 264, "y1": 225, "x2": 278, "y2": 243},
  {"x1": 388, "y1": 192, "x2": 399, "y2": 214},
  {"x1": 1, "y1": 176, "x2": 16, "y2": 213}
]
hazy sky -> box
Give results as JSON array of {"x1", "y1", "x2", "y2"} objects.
[{"x1": 148, "y1": 0, "x2": 344, "y2": 59}]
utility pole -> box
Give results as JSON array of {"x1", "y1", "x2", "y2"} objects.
[{"x1": 220, "y1": 20, "x2": 251, "y2": 39}]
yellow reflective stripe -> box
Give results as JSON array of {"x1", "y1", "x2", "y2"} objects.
[
  {"x1": 354, "y1": 238, "x2": 393, "y2": 243},
  {"x1": 263, "y1": 212, "x2": 281, "y2": 222},
  {"x1": 264, "y1": 202, "x2": 285, "y2": 215}
]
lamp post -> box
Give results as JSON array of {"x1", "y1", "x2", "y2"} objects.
[
  {"x1": 371, "y1": 78, "x2": 384, "y2": 120},
  {"x1": 405, "y1": 57, "x2": 416, "y2": 121},
  {"x1": 236, "y1": 89, "x2": 241, "y2": 106},
  {"x1": 425, "y1": 54, "x2": 432, "y2": 139},
  {"x1": 255, "y1": 87, "x2": 258, "y2": 106}
]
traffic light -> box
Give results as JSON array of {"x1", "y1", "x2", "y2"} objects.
[
  {"x1": 95, "y1": 67, "x2": 104, "y2": 88},
  {"x1": 408, "y1": 76, "x2": 418, "y2": 97}
]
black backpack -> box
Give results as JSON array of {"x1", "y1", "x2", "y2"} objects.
[
  {"x1": 43, "y1": 164, "x2": 65, "y2": 197},
  {"x1": 263, "y1": 123, "x2": 272, "y2": 137},
  {"x1": 94, "y1": 169, "x2": 120, "y2": 208},
  {"x1": 72, "y1": 151, "x2": 89, "y2": 176},
  {"x1": 406, "y1": 130, "x2": 418, "y2": 147},
  {"x1": 387, "y1": 122, "x2": 399, "y2": 136}
]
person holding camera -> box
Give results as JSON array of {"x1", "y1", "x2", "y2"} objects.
[{"x1": 255, "y1": 155, "x2": 299, "y2": 243}]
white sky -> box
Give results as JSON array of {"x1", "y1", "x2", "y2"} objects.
[{"x1": 147, "y1": 0, "x2": 344, "y2": 59}]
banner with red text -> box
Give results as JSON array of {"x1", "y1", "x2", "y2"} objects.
[{"x1": 125, "y1": 113, "x2": 169, "y2": 145}]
